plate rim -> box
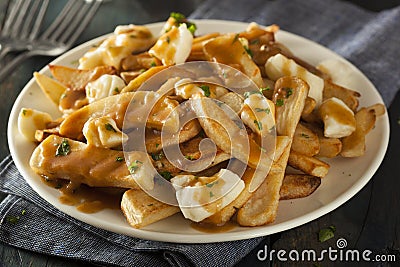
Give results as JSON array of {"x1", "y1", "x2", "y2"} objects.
[{"x1": 7, "y1": 19, "x2": 390, "y2": 243}]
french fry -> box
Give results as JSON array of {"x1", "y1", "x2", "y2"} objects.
[
  {"x1": 121, "y1": 189, "x2": 180, "y2": 228},
  {"x1": 304, "y1": 122, "x2": 342, "y2": 158},
  {"x1": 279, "y1": 174, "x2": 321, "y2": 200},
  {"x1": 288, "y1": 150, "x2": 330, "y2": 178},
  {"x1": 237, "y1": 76, "x2": 309, "y2": 226},
  {"x1": 49, "y1": 65, "x2": 116, "y2": 90},
  {"x1": 367, "y1": 103, "x2": 385, "y2": 117},
  {"x1": 34, "y1": 72, "x2": 67, "y2": 105},
  {"x1": 291, "y1": 123, "x2": 320, "y2": 156},
  {"x1": 30, "y1": 135, "x2": 140, "y2": 189},
  {"x1": 302, "y1": 97, "x2": 316, "y2": 116},
  {"x1": 121, "y1": 65, "x2": 167, "y2": 93},
  {"x1": 218, "y1": 92, "x2": 244, "y2": 114},
  {"x1": 323, "y1": 80, "x2": 360, "y2": 112}
]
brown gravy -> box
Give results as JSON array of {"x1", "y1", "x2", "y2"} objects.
[
  {"x1": 191, "y1": 221, "x2": 237, "y2": 233},
  {"x1": 41, "y1": 177, "x2": 124, "y2": 214}
]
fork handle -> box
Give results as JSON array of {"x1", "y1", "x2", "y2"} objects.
[{"x1": 0, "y1": 51, "x2": 32, "y2": 82}]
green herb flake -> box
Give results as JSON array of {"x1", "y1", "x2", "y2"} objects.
[
  {"x1": 243, "y1": 91, "x2": 262, "y2": 98},
  {"x1": 260, "y1": 86, "x2": 270, "y2": 92},
  {"x1": 150, "y1": 61, "x2": 157, "y2": 67},
  {"x1": 199, "y1": 85, "x2": 211, "y2": 97},
  {"x1": 116, "y1": 156, "x2": 124, "y2": 162},
  {"x1": 232, "y1": 33, "x2": 240, "y2": 44},
  {"x1": 209, "y1": 191, "x2": 214, "y2": 198},
  {"x1": 187, "y1": 23, "x2": 197, "y2": 35},
  {"x1": 286, "y1": 88, "x2": 293, "y2": 98},
  {"x1": 159, "y1": 171, "x2": 172, "y2": 180},
  {"x1": 55, "y1": 139, "x2": 71, "y2": 156},
  {"x1": 254, "y1": 120, "x2": 263, "y2": 131},
  {"x1": 105, "y1": 123, "x2": 117, "y2": 132},
  {"x1": 276, "y1": 99, "x2": 284, "y2": 106},
  {"x1": 170, "y1": 12, "x2": 186, "y2": 22},
  {"x1": 22, "y1": 109, "x2": 27, "y2": 116},
  {"x1": 206, "y1": 181, "x2": 218, "y2": 188},
  {"x1": 7, "y1": 216, "x2": 20, "y2": 224},
  {"x1": 128, "y1": 160, "x2": 143, "y2": 174},
  {"x1": 318, "y1": 226, "x2": 336, "y2": 242},
  {"x1": 255, "y1": 107, "x2": 270, "y2": 114},
  {"x1": 244, "y1": 46, "x2": 253, "y2": 57},
  {"x1": 155, "y1": 143, "x2": 160, "y2": 148},
  {"x1": 114, "y1": 87, "x2": 120, "y2": 93},
  {"x1": 185, "y1": 155, "x2": 195, "y2": 160},
  {"x1": 151, "y1": 152, "x2": 164, "y2": 161},
  {"x1": 301, "y1": 133, "x2": 310, "y2": 138},
  {"x1": 166, "y1": 36, "x2": 170, "y2": 43}
]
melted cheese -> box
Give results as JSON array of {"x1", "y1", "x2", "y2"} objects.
[{"x1": 85, "y1": 74, "x2": 126, "y2": 103}]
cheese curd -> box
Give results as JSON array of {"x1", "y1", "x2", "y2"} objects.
[
  {"x1": 82, "y1": 116, "x2": 128, "y2": 148},
  {"x1": 85, "y1": 74, "x2": 126, "y2": 103}
]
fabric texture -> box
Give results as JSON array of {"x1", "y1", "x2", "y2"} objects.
[{"x1": 1, "y1": 0, "x2": 400, "y2": 266}]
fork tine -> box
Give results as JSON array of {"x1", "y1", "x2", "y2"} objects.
[
  {"x1": 40, "y1": 0, "x2": 75, "y2": 40},
  {"x1": 63, "y1": 0, "x2": 102, "y2": 46},
  {"x1": 10, "y1": 0, "x2": 32, "y2": 38},
  {"x1": 58, "y1": 1, "x2": 99, "y2": 44},
  {"x1": 20, "y1": 0, "x2": 41, "y2": 39},
  {"x1": 28, "y1": 0, "x2": 49, "y2": 41},
  {"x1": 1, "y1": 0, "x2": 24, "y2": 36}
]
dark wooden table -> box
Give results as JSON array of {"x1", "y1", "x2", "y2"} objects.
[{"x1": 0, "y1": 0, "x2": 399, "y2": 266}]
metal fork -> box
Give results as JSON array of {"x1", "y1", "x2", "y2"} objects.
[
  {"x1": 0, "y1": 0, "x2": 102, "y2": 81},
  {"x1": 0, "y1": 0, "x2": 49, "y2": 61}
]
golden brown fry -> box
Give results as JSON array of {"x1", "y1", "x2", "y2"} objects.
[
  {"x1": 304, "y1": 122, "x2": 342, "y2": 158},
  {"x1": 291, "y1": 123, "x2": 320, "y2": 157},
  {"x1": 30, "y1": 135, "x2": 140, "y2": 189},
  {"x1": 279, "y1": 174, "x2": 321, "y2": 200},
  {"x1": 49, "y1": 65, "x2": 116, "y2": 90},
  {"x1": 367, "y1": 103, "x2": 385, "y2": 117},
  {"x1": 121, "y1": 65, "x2": 168, "y2": 93},
  {"x1": 302, "y1": 97, "x2": 316, "y2": 116},
  {"x1": 121, "y1": 189, "x2": 180, "y2": 228},
  {"x1": 218, "y1": 92, "x2": 244, "y2": 114},
  {"x1": 340, "y1": 107, "x2": 377, "y2": 157},
  {"x1": 237, "y1": 76, "x2": 309, "y2": 226},
  {"x1": 288, "y1": 150, "x2": 330, "y2": 178},
  {"x1": 323, "y1": 80, "x2": 360, "y2": 112},
  {"x1": 34, "y1": 72, "x2": 67, "y2": 105}
]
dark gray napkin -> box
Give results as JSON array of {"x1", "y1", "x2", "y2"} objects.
[{"x1": 1, "y1": 0, "x2": 400, "y2": 266}]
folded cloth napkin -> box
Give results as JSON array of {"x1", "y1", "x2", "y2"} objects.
[{"x1": 1, "y1": 0, "x2": 400, "y2": 266}]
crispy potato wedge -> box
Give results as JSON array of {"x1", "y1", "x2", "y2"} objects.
[
  {"x1": 218, "y1": 92, "x2": 244, "y2": 114},
  {"x1": 340, "y1": 107, "x2": 377, "y2": 157},
  {"x1": 367, "y1": 103, "x2": 385, "y2": 117},
  {"x1": 49, "y1": 65, "x2": 116, "y2": 90},
  {"x1": 302, "y1": 97, "x2": 316, "y2": 116},
  {"x1": 121, "y1": 65, "x2": 167, "y2": 93},
  {"x1": 279, "y1": 174, "x2": 321, "y2": 200},
  {"x1": 30, "y1": 135, "x2": 140, "y2": 189},
  {"x1": 323, "y1": 80, "x2": 360, "y2": 112},
  {"x1": 237, "y1": 76, "x2": 308, "y2": 226},
  {"x1": 59, "y1": 92, "x2": 135, "y2": 140},
  {"x1": 288, "y1": 150, "x2": 330, "y2": 178},
  {"x1": 121, "y1": 189, "x2": 180, "y2": 228},
  {"x1": 203, "y1": 34, "x2": 265, "y2": 88},
  {"x1": 304, "y1": 122, "x2": 342, "y2": 158},
  {"x1": 291, "y1": 123, "x2": 320, "y2": 156},
  {"x1": 34, "y1": 72, "x2": 67, "y2": 105}
]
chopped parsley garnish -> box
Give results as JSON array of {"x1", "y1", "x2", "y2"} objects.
[
  {"x1": 206, "y1": 181, "x2": 218, "y2": 188},
  {"x1": 6, "y1": 216, "x2": 20, "y2": 225},
  {"x1": 255, "y1": 107, "x2": 270, "y2": 114},
  {"x1": 150, "y1": 61, "x2": 157, "y2": 67},
  {"x1": 169, "y1": 12, "x2": 197, "y2": 35},
  {"x1": 260, "y1": 86, "x2": 270, "y2": 92},
  {"x1": 116, "y1": 156, "x2": 124, "y2": 162},
  {"x1": 114, "y1": 87, "x2": 120, "y2": 93},
  {"x1": 170, "y1": 12, "x2": 186, "y2": 22},
  {"x1": 232, "y1": 33, "x2": 240, "y2": 44},
  {"x1": 318, "y1": 226, "x2": 336, "y2": 242},
  {"x1": 166, "y1": 36, "x2": 170, "y2": 43},
  {"x1": 105, "y1": 123, "x2": 117, "y2": 132},
  {"x1": 209, "y1": 191, "x2": 214, "y2": 198},
  {"x1": 185, "y1": 155, "x2": 195, "y2": 160},
  {"x1": 55, "y1": 139, "x2": 70, "y2": 156},
  {"x1": 159, "y1": 171, "x2": 172, "y2": 180},
  {"x1": 151, "y1": 152, "x2": 164, "y2": 161},
  {"x1": 22, "y1": 109, "x2": 27, "y2": 116},
  {"x1": 301, "y1": 133, "x2": 310, "y2": 138},
  {"x1": 199, "y1": 85, "x2": 211, "y2": 97},
  {"x1": 254, "y1": 120, "x2": 263, "y2": 131},
  {"x1": 187, "y1": 24, "x2": 197, "y2": 35},
  {"x1": 244, "y1": 46, "x2": 253, "y2": 57},
  {"x1": 285, "y1": 88, "x2": 293, "y2": 98},
  {"x1": 128, "y1": 160, "x2": 143, "y2": 174},
  {"x1": 276, "y1": 99, "x2": 284, "y2": 106},
  {"x1": 155, "y1": 143, "x2": 160, "y2": 148},
  {"x1": 243, "y1": 91, "x2": 262, "y2": 98}
]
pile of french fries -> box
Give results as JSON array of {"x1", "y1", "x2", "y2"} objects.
[{"x1": 18, "y1": 13, "x2": 385, "y2": 229}]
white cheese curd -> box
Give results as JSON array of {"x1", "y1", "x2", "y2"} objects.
[
  {"x1": 125, "y1": 151, "x2": 157, "y2": 191},
  {"x1": 171, "y1": 169, "x2": 245, "y2": 222},
  {"x1": 85, "y1": 74, "x2": 126, "y2": 103},
  {"x1": 265, "y1": 53, "x2": 324, "y2": 106},
  {"x1": 82, "y1": 116, "x2": 128, "y2": 148},
  {"x1": 319, "y1": 97, "x2": 356, "y2": 138},
  {"x1": 241, "y1": 93, "x2": 275, "y2": 136},
  {"x1": 317, "y1": 59, "x2": 358, "y2": 89},
  {"x1": 18, "y1": 108, "x2": 52, "y2": 142}
]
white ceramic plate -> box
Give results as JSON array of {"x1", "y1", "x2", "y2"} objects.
[{"x1": 8, "y1": 20, "x2": 390, "y2": 243}]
